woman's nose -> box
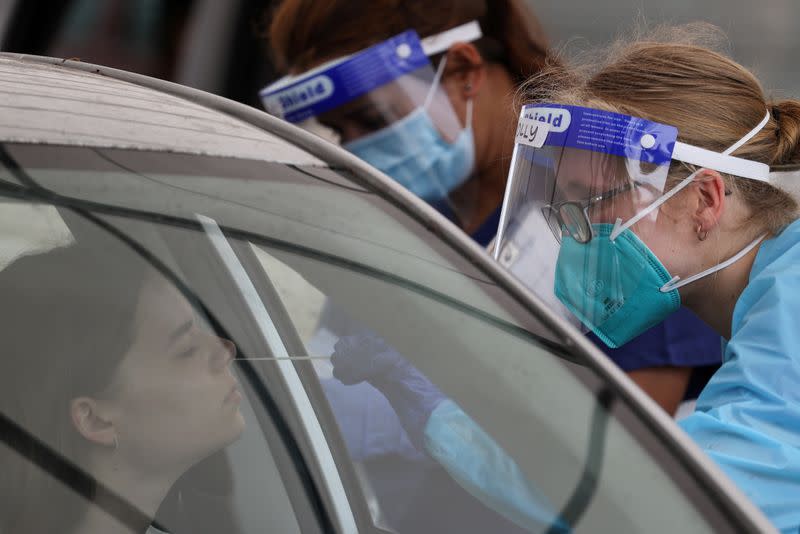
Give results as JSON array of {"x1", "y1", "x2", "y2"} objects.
[{"x1": 211, "y1": 337, "x2": 236, "y2": 372}]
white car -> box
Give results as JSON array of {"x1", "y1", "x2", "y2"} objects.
[{"x1": 0, "y1": 53, "x2": 775, "y2": 534}]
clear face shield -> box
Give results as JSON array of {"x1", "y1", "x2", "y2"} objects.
[
  {"x1": 495, "y1": 104, "x2": 776, "y2": 348},
  {"x1": 261, "y1": 22, "x2": 482, "y2": 226}
]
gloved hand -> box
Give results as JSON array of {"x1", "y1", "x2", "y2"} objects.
[{"x1": 331, "y1": 332, "x2": 445, "y2": 451}]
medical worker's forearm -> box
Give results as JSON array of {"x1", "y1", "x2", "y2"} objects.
[{"x1": 423, "y1": 400, "x2": 569, "y2": 532}]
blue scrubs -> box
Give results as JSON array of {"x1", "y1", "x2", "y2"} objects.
[
  {"x1": 587, "y1": 308, "x2": 722, "y2": 399},
  {"x1": 679, "y1": 219, "x2": 800, "y2": 533}
]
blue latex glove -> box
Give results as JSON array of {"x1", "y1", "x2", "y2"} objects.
[{"x1": 331, "y1": 333, "x2": 445, "y2": 451}]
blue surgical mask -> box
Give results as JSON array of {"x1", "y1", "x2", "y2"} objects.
[
  {"x1": 553, "y1": 223, "x2": 681, "y2": 348},
  {"x1": 342, "y1": 106, "x2": 475, "y2": 204}
]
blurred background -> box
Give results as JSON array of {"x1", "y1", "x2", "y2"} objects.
[
  {"x1": 1, "y1": 0, "x2": 798, "y2": 108},
  {"x1": 538, "y1": 0, "x2": 800, "y2": 98}
]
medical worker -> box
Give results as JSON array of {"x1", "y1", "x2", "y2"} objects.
[
  {"x1": 331, "y1": 24, "x2": 800, "y2": 532},
  {"x1": 262, "y1": 0, "x2": 722, "y2": 414}
]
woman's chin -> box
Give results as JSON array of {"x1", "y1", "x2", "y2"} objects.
[
  {"x1": 232, "y1": 411, "x2": 246, "y2": 438},
  {"x1": 222, "y1": 410, "x2": 247, "y2": 446}
]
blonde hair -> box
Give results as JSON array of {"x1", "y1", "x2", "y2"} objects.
[{"x1": 519, "y1": 23, "x2": 800, "y2": 236}]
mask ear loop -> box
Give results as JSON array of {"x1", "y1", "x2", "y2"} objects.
[
  {"x1": 609, "y1": 110, "x2": 771, "y2": 242},
  {"x1": 659, "y1": 233, "x2": 766, "y2": 292},
  {"x1": 609, "y1": 169, "x2": 702, "y2": 241},
  {"x1": 658, "y1": 110, "x2": 771, "y2": 291},
  {"x1": 422, "y1": 54, "x2": 474, "y2": 131},
  {"x1": 423, "y1": 55, "x2": 448, "y2": 111},
  {"x1": 464, "y1": 98, "x2": 474, "y2": 131}
]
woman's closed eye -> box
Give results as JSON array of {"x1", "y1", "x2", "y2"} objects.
[
  {"x1": 171, "y1": 321, "x2": 198, "y2": 359},
  {"x1": 176, "y1": 345, "x2": 198, "y2": 359}
]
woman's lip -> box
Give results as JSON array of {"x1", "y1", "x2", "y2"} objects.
[{"x1": 224, "y1": 383, "x2": 242, "y2": 404}]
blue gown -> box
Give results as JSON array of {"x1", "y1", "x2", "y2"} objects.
[{"x1": 679, "y1": 218, "x2": 800, "y2": 533}]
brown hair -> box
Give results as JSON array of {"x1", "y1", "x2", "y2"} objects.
[
  {"x1": 521, "y1": 23, "x2": 800, "y2": 236},
  {"x1": 0, "y1": 243, "x2": 148, "y2": 532},
  {"x1": 266, "y1": 0, "x2": 550, "y2": 83}
]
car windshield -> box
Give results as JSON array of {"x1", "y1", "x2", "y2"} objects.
[{"x1": 0, "y1": 142, "x2": 742, "y2": 533}]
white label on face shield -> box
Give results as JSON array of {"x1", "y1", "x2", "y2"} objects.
[
  {"x1": 515, "y1": 118, "x2": 551, "y2": 148},
  {"x1": 266, "y1": 75, "x2": 335, "y2": 116},
  {"x1": 525, "y1": 107, "x2": 571, "y2": 133}
]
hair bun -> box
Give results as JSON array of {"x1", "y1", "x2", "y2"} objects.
[{"x1": 771, "y1": 99, "x2": 800, "y2": 165}]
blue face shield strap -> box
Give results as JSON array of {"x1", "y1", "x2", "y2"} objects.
[{"x1": 259, "y1": 21, "x2": 482, "y2": 123}]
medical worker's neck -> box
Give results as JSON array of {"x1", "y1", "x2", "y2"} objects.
[{"x1": 685, "y1": 241, "x2": 762, "y2": 340}]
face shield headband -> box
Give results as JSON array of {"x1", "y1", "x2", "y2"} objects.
[
  {"x1": 259, "y1": 21, "x2": 482, "y2": 125},
  {"x1": 494, "y1": 104, "x2": 789, "y2": 347},
  {"x1": 260, "y1": 22, "x2": 483, "y2": 211}
]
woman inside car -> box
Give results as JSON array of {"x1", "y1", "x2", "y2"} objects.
[{"x1": 0, "y1": 240, "x2": 244, "y2": 533}]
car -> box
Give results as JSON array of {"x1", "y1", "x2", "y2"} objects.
[{"x1": 0, "y1": 52, "x2": 776, "y2": 534}]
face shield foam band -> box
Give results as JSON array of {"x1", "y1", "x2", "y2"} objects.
[{"x1": 259, "y1": 21, "x2": 482, "y2": 123}]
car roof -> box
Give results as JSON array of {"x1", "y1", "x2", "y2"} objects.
[{"x1": 0, "y1": 53, "x2": 324, "y2": 166}]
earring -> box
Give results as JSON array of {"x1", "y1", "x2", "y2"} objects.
[
  {"x1": 465, "y1": 83, "x2": 472, "y2": 92},
  {"x1": 697, "y1": 226, "x2": 708, "y2": 241},
  {"x1": 112, "y1": 435, "x2": 119, "y2": 451}
]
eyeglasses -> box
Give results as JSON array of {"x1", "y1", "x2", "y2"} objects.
[{"x1": 541, "y1": 181, "x2": 641, "y2": 244}]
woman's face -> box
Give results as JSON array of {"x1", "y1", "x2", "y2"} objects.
[
  {"x1": 103, "y1": 274, "x2": 245, "y2": 473},
  {"x1": 553, "y1": 147, "x2": 690, "y2": 267},
  {"x1": 315, "y1": 73, "x2": 462, "y2": 144},
  {"x1": 318, "y1": 83, "x2": 416, "y2": 143}
]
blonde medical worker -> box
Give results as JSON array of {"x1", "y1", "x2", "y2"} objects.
[{"x1": 331, "y1": 25, "x2": 800, "y2": 533}]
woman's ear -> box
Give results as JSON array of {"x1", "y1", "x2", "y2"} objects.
[
  {"x1": 440, "y1": 42, "x2": 485, "y2": 100},
  {"x1": 70, "y1": 397, "x2": 117, "y2": 448},
  {"x1": 692, "y1": 169, "x2": 726, "y2": 236}
]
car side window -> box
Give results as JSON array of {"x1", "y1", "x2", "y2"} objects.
[{"x1": 0, "y1": 200, "x2": 307, "y2": 534}]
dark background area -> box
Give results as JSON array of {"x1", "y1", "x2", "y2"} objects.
[{"x1": 2, "y1": 0, "x2": 797, "y2": 107}]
